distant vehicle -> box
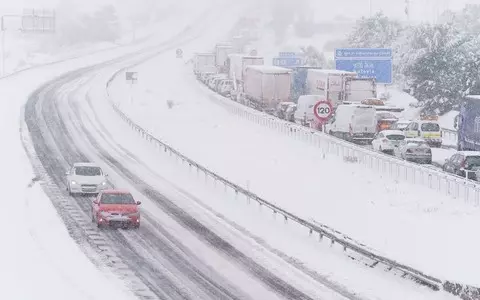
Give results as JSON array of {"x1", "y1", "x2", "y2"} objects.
[
  {"x1": 193, "y1": 53, "x2": 216, "y2": 75},
  {"x1": 275, "y1": 102, "x2": 296, "y2": 120},
  {"x1": 371, "y1": 130, "x2": 405, "y2": 154},
  {"x1": 228, "y1": 54, "x2": 264, "y2": 83},
  {"x1": 391, "y1": 119, "x2": 411, "y2": 131},
  {"x1": 199, "y1": 72, "x2": 215, "y2": 83},
  {"x1": 395, "y1": 138, "x2": 432, "y2": 164},
  {"x1": 214, "y1": 43, "x2": 233, "y2": 73},
  {"x1": 207, "y1": 74, "x2": 226, "y2": 90},
  {"x1": 293, "y1": 95, "x2": 323, "y2": 126},
  {"x1": 217, "y1": 79, "x2": 233, "y2": 96},
  {"x1": 458, "y1": 95, "x2": 480, "y2": 151},
  {"x1": 404, "y1": 119, "x2": 442, "y2": 147},
  {"x1": 328, "y1": 104, "x2": 377, "y2": 143},
  {"x1": 375, "y1": 111, "x2": 398, "y2": 132},
  {"x1": 66, "y1": 163, "x2": 108, "y2": 196},
  {"x1": 443, "y1": 151, "x2": 480, "y2": 180},
  {"x1": 284, "y1": 103, "x2": 297, "y2": 122},
  {"x1": 210, "y1": 76, "x2": 227, "y2": 90},
  {"x1": 92, "y1": 190, "x2": 141, "y2": 229}
]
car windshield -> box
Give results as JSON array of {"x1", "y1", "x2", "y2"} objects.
[
  {"x1": 466, "y1": 156, "x2": 480, "y2": 166},
  {"x1": 421, "y1": 122, "x2": 440, "y2": 132},
  {"x1": 101, "y1": 193, "x2": 136, "y2": 205},
  {"x1": 75, "y1": 166, "x2": 102, "y2": 176},
  {"x1": 386, "y1": 134, "x2": 405, "y2": 141}
]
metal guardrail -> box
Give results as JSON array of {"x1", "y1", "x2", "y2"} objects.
[
  {"x1": 206, "y1": 94, "x2": 480, "y2": 206},
  {"x1": 104, "y1": 71, "x2": 448, "y2": 292}
]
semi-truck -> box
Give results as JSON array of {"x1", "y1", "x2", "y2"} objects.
[
  {"x1": 243, "y1": 65, "x2": 292, "y2": 113},
  {"x1": 193, "y1": 53, "x2": 216, "y2": 75},
  {"x1": 306, "y1": 69, "x2": 377, "y2": 108},
  {"x1": 458, "y1": 95, "x2": 480, "y2": 151},
  {"x1": 228, "y1": 54, "x2": 264, "y2": 83},
  {"x1": 214, "y1": 43, "x2": 233, "y2": 73}
]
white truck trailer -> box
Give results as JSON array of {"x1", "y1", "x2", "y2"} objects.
[
  {"x1": 306, "y1": 69, "x2": 377, "y2": 108},
  {"x1": 243, "y1": 65, "x2": 292, "y2": 113},
  {"x1": 193, "y1": 53, "x2": 216, "y2": 75},
  {"x1": 228, "y1": 54, "x2": 264, "y2": 84},
  {"x1": 215, "y1": 43, "x2": 233, "y2": 73}
]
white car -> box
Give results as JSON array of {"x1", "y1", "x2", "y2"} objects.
[
  {"x1": 371, "y1": 130, "x2": 406, "y2": 154},
  {"x1": 66, "y1": 163, "x2": 108, "y2": 196}
]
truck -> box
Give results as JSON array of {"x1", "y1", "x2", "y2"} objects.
[
  {"x1": 227, "y1": 54, "x2": 264, "y2": 83},
  {"x1": 193, "y1": 53, "x2": 216, "y2": 75},
  {"x1": 458, "y1": 95, "x2": 480, "y2": 151},
  {"x1": 243, "y1": 65, "x2": 292, "y2": 113},
  {"x1": 306, "y1": 69, "x2": 377, "y2": 108},
  {"x1": 290, "y1": 66, "x2": 323, "y2": 102},
  {"x1": 214, "y1": 43, "x2": 233, "y2": 73}
]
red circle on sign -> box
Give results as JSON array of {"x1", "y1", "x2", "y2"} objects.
[{"x1": 313, "y1": 100, "x2": 333, "y2": 123}]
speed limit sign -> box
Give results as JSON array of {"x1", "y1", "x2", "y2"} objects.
[{"x1": 313, "y1": 100, "x2": 333, "y2": 123}]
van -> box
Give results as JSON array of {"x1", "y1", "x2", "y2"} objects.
[
  {"x1": 328, "y1": 104, "x2": 376, "y2": 143},
  {"x1": 404, "y1": 120, "x2": 442, "y2": 147},
  {"x1": 293, "y1": 95, "x2": 323, "y2": 126}
]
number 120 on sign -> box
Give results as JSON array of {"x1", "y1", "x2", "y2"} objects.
[{"x1": 313, "y1": 101, "x2": 333, "y2": 122}]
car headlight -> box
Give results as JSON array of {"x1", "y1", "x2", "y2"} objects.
[
  {"x1": 70, "y1": 180, "x2": 77, "y2": 185},
  {"x1": 100, "y1": 211, "x2": 111, "y2": 217},
  {"x1": 101, "y1": 181, "x2": 107, "y2": 185}
]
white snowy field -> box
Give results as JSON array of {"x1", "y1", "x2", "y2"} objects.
[
  {"x1": 110, "y1": 48, "x2": 480, "y2": 287},
  {"x1": 0, "y1": 0, "x2": 227, "y2": 298}
]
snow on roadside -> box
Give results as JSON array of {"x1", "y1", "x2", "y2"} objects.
[
  {"x1": 0, "y1": 1, "x2": 217, "y2": 298},
  {"x1": 109, "y1": 50, "x2": 480, "y2": 287}
]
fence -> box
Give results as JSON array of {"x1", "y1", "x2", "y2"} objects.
[{"x1": 203, "y1": 93, "x2": 479, "y2": 206}]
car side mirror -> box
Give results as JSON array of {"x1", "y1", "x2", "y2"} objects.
[
  {"x1": 136, "y1": 201, "x2": 142, "y2": 205},
  {"x1": 93, "y1": 200, "x2": 99, "y2": 205},
  {"x1": 65, "y1": 171, "x2": 70, "y2": 175}
]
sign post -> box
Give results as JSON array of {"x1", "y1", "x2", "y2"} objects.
[
  {"x1": 334, "y1": 48, "x2": 392, "y2": 84},
  {"x1": 125, "y1": 71, "x2": 138, "y2": 104},
  {"x1": 272, "y1": 51, "x2": 303, "y2": 68},
  {"x1": 313, "y1": 100, "x2": 333, "y2": 131},
  {"x1": 176, "y1": 49, "x2": 183, "y2": 58}
]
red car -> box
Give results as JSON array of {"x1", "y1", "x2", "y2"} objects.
[{"x1": 92, "y1": 190, "x2": 141, "y2": 229}]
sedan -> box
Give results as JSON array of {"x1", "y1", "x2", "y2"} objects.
[
  {"x1": 92, "y1": 190, "x2": 141, "y2": 229},
  {"x1": 66, "y1": 162, "x2": 108, "y2": 196},
  {"x1": 395, "y1": 138, "x2": 432, "y2": 164},
  {"x1": 372, "y1": 130, "x2": 405, "y2": 154}
]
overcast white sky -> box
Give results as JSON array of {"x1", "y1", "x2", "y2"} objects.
[{"x1": 0, "y1": 0, "x2": 480, "y2": 22}]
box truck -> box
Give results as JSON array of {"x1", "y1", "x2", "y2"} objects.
[
  {"x1": 228, "y1": 54, "x2": 264, "y2": 83},
  {"x1": 193, "y1": 53, "x2": 216, "y2": 75},
  {"x1": 243, "y1": 65, "x2": 292, "y2": 113}
]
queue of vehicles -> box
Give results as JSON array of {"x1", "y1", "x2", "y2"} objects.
[{"x1": 192, "y1": 33, "x2": 480, "y2": 182}]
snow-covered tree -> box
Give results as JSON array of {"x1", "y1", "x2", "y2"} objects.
[
  {"x1": 299, "y1": 46, "x2": 326, "y2": 67},
  {"x1": 347, "y1": 12, "x2": 403, "y2": 48}
]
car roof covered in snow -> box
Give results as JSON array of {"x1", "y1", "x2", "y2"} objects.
[
  {"x1": 379, "y1": 130, "x2": 404, "y2": 135},
  {"x1": 101, "y1": 189, "x2": 131, "y2": 195},
  {"x1": 73, "y1": 162, "x2": 100, "y2": 167},
  {"x1": 457, "y1": 151, "x2": 480, "y2": 156},
  {"x1": 405, "y1": 138, "x2": 428, "y2": 143},
  {"x1": 245, "y1": 65, "x2": 291, "y2": 74}
]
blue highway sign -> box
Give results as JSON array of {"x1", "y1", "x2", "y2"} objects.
[
  {"x1": 273, "y1": 57, "x2": 303, "y2": 67},
  {"x1": 334, "y1": 48, "x2": 392, "y2": 84}
]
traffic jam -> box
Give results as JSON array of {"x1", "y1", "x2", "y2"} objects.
[{"x1": 187, "y1": 21, "x2": 480, "y2": 182}]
